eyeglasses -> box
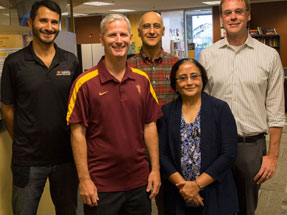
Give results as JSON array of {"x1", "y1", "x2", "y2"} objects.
[
  {"x1": 176, "y1": 73, "x2": 201, "y2": 82},
  {"x1": 142, "y1": 23, "x2": 162, "y2": 30},
  {"x1": 222, "y1": 8, "x2": 248, "y2": 17}
]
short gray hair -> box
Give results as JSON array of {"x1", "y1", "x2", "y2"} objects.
[{"x1": 100, "y1": 14, "x2": 131, "y2": 35}]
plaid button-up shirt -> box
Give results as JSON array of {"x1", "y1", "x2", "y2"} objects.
[{"x1": 128, "y1": 50, "x2": 179, "y2": 106}]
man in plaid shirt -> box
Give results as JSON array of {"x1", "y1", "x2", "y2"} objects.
[{"x1": 128, "y1": 11, "x2": 179, "y2": 107}]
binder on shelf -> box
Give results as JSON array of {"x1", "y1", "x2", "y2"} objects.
[
  {"x1": 257, "y1": 27, "x2": 264, "y2": 35},
  {"x1": 272, "y1": 39, "x2": 278, "y2": 47}
]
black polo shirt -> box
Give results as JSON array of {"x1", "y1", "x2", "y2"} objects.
[{"x1": 1, "y1": 42, "x2": 81, "y2": 166}]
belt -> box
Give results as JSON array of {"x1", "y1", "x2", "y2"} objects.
[{"x1": 237, "y1": 133, "x2": 265, "y2": 143}]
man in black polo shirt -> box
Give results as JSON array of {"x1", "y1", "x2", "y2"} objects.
[{"x1": 1, "y1": 1, "x2": 81, "y2": 214}]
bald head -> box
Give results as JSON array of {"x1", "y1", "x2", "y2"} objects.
[
  {"x1": 138, "y1": 11, "x2": 165, "y2": 49},
  {"x1": 139, "y1": 11, "x2": 163, "y2": 29}
]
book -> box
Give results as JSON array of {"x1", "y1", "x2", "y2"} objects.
[
  {"x1": 249, "y1": 29, "x2": 258, "y2": 35},
  {"x1": 272, "y1": 38, "x2": 278, "y2": 47},
  {"x1": 257, "y1": 27, "x2": 264, "y2": 35},
  {"x1": 264, "y1": 28, "x2": 277, "y2": 35}
]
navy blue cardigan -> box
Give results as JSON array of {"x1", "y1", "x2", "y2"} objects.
[{"x1": 158, "y1": 93, "x2": 239, "y2": 215}]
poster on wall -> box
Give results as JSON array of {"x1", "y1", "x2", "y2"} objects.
[
  {"x1": 0, "y1": 34, "x2": 23, "y2": 75},
  {"x1": 0, "y1": 34, "x2": 23, "y2": 119}
]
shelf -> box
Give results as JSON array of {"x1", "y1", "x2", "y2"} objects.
[
  {"x1": 251, "y1": 34, "x2": 280, "y2": 55},
  {"x1": 252, "y1": 34, "x2": 280, "y2": 38}
]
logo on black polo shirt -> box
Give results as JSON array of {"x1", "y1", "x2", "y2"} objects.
[{"x1": 56, "y1": 70, "x2": 71, "y2": 76}]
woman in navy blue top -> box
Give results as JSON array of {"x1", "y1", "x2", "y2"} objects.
[{"x1": 158, "y1": 58, "x2": 239, "y2": 215}]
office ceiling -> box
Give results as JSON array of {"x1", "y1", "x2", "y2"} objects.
[
  {"x1": 0, "y1": 0, "x2": 283, "y2": 16},
  {"x1": 72, "y1": 0, "x2": 285, "y2": 16}
]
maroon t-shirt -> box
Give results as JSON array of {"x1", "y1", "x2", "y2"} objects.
[{"x1": 67, "y1": 58, "x2": 162, "y2": 192}]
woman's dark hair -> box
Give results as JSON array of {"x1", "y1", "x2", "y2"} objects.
[
  {"x1": 170, "y1": 58, "x2": 208, "y2": 93},
  {"x1": 30, "y1": 0, "x2": 61, "y2": 21}
]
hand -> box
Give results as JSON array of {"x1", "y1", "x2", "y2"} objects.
[
  {"x1": 176, "y1": 181, "x2": 200, "y2": 200},
  {"x1": 79, "y1": 179, "x2": 99, "y2": 206},
  {"x1": 254, "y1": 155, "x2": 278, "y2": 184},
  {"x1": 186, "y1": 193, "x2": 204, "y2": 207},
  {"x1": 146, "y1": 170, "x2": 161, "y2": 199}
]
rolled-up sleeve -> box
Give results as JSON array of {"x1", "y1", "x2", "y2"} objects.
[{"x1": 266, "y1": 51, "x2": 286, "y2": 128}]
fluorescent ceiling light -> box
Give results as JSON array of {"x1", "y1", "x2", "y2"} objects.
[
  {"x1": 110, "y1": 9, "x2": 135, "y2": 12},
  {"x1": 62, "y1": 12, "x2": 87, "y2": 17},
  {"x1": 84, "y1": 1, "x2": 114, "y2": 6},
  {"x1": 0, "y1": 6, "x2": 5, "y2": 9},
  {"x1": 202, "y1": 1, "x2": 220, "y2": 5}
]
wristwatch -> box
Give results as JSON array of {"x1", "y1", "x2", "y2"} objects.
[{"x1": 195, "y1": 180, "x2": 204, "y2": 191}]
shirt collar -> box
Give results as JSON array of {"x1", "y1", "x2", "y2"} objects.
[
  {"x1": 140, "y1": 48, "x2": 164, "y2": 64},
  {"x1": 219, "y1": 33, "x2": 254, "y2": 49},
  {"x1": 24, "y1": 41, "x2": 66, "y2": 64},
  {"x1": 97, "y1": 56, "x2": 136, "y2": 84},
  {"x1": 245, "y1": 34, "x2": 255, "y2": 48}
]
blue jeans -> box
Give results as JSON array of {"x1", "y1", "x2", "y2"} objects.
[{"x1": 12, "y1": 162, "x2": 78, "y2": 215}]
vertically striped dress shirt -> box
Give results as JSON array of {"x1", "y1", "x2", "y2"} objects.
[{"x1": 199, "y1": 34, "x2": 285, "y2": 136}]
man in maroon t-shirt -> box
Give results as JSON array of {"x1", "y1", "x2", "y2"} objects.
[{"x1": 67, "y1": 14, "x2": 162, "y2": 215}]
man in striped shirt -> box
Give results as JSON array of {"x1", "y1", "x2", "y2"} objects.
[
  {"x1": 199, "y1": 0, "x2": 285, "y2": 215},
  {"x1": 67, "y1": 14, "x2": 162, "y2": 215},
  {"x1": 128, "y1": 12, "x2": 179, "y2": 107}
]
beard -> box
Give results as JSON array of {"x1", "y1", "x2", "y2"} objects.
[{"x1": 32, "y1": 25, "x2": 59, "y2": 45}]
